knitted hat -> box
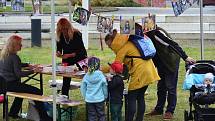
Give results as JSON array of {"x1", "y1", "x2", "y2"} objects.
[
  {"x1": 110, "y1": 61, "x2": 123, "y2": 74},
  {"x1": 204, "y1": 73, "x2": 214, "y2": 82},
  {"x1": 88, "y1": 57, "x2": 100, "y2": 73}
]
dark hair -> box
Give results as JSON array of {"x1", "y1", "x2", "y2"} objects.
[
  {"x1": 88, "y1": 57, "x2": 100, "y2": 74},
  {"x1": 105, "y1": 34, "x2": 113, "y2": 42}
]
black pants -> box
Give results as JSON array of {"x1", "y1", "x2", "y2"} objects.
[
  {"x1": 155, "y1": 61, "x2": 179, "y2": 114},
  {"x1": 127, "y1": 86, "x2": 148, "y2": 121},
  {"x1": 86, "y1": 101, "x2": 106, "y2": 121},
  {"x1": 62, "y1": 77, "x2": 71, "y2": 96},
  {"x1": 7, "y1": 81, "x2": 51, "y2": 120}
]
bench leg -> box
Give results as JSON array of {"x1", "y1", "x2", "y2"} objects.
[
  {"x1": 57, "y1": 104, "x2": 61, "y2": 121},
  {"x1": 3, "y1": 95, "x2": 9, "y2": 121}
]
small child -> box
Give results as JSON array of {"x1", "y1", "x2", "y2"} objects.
[
  {"x1": 107, "y1": 61, "x2": 124, "y2": 121},
  {"x1": 203, "y1": 73, "x2": 214, "y2": 86},
  {"x1": 195, "y1": 73, "x2": 215, "y2": 94},
  {"x1": 80, "y1": 57, "x2": 108, "y2": 121},
  {"x1": 194, "y1": 73, "x2": 215, "y2": 104}
]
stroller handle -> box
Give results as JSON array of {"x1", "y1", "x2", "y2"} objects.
[{"x1": 185, "y1": 62, "x2": 215, "y2": 78}]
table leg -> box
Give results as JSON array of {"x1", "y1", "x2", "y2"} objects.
[{"x1": 40, "y1": 73, "x2": 43, "y2": 94}]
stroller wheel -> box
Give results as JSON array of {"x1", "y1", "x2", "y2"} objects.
[{"x1": 184, "y1": 110, "x2": 189, "y2": 121}]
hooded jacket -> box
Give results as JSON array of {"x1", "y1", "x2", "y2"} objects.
[
  {"x1": 105, "y1": 34, "x2": 160, "y2": 90},
  {"x1": 81, "y1": 70, "x2": 108, "y2": 103}
]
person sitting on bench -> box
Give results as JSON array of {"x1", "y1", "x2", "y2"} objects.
[{"x1": 0, "y1": 35, "x2": 52, "y2": 121}]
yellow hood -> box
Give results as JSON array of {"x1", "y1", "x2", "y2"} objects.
[{"x1": 110, "y1": 34, "x2": 129, "y2": 54}]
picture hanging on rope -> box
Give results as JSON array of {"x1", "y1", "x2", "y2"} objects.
[
  {"x1": 120, "y1": 16, "x2": 135, "y2": 35},
  {"x1": 97, "y1": 16, "x2": 113, "y2": 33},
  {"x1": 0, "y1": 0, "x2": 6, "y2": 8},
  {"x1": 73, "y1": 7, "x2": 91, "y2": 26},
  {"x1": 33, "y1": 0, "x2": 42, "y2": 15},
  {"x1": 142, "y1": 14, "x2": 156, "y2": 33},
  {"x1": 172, "y1": 0, "x2": 198, "y2": 16},
  {"x1": 11, "y1": 0, "x2": 24, "y2": 11}
]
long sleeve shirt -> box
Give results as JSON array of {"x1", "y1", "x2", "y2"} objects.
[
  {"x1": 0, "y1": 54, "x2": 34, "y2": 82},
  {"x1": 57, "y1": 31, "x2": 87, "y2": 66}
]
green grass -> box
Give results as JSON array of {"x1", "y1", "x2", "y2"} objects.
[{"x1": 0, "y1": 42, "x2": 215, "y2": 121}]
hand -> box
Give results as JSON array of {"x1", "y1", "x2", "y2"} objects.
[
  {"x1": 185, "y1": 57, "x2": 196, "y2": 64},
  {"x1": 56, "y1": 51, "x2": 62, "y2": 57},
  {"x1": 33, "y1": 66, "x2": 43, "y2": 73}
]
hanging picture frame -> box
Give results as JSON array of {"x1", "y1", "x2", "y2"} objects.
[
  {"x1": 32, "y1": 0, "x2": 42, "y2": 15},
  {"x1": 97, "y1": 16, "x2": 113, "y2": 33},
  {"x1": 120, "y1": 16, "x2": 135, "y2": 35},
  {"x1": 142, "y1": 14, "x2": 156, "y2": 33},
  {"x1": 11, "y1": 0, "x2": 24, "y2": 11},
  {"x1": 73, "y1": 7, "x2": 91, "y2": 26},
  {"x1": 0, "y1": 0, "x2": 6, "y2": 8}
]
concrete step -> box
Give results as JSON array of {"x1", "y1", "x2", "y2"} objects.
[
  {"x1": 1, "y1": 14, "x2": 215, "y2": 23},
  {"x1": 1, "y1": 22, "x2": 214, "y2": 33}
]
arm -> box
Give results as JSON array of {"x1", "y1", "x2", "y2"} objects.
[
  {"x1": 56, "y1": 36, "x2": 63, "y2": 58},
  {"x1": 75, "y1": 31, "x2": 87, "y2": 58},
  {"x1": 13, "y1": 55, "x2": 34, "y2": 79},
  {"x1": 101, "y1": 74, "x2": 108, "y2": 99},
  {"x1": 155, "y1": 30, "x2": 195, "y2": 63}
]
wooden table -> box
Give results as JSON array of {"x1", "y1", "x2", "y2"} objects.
[{"x1": 22, "y1": 68, "x2": 85, "y2": 94}]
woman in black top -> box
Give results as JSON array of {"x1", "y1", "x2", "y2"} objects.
[
  {"x1": 145, "y1": 26, "x2": 195, "y2": 120},
  {"x1": 56, "y1": 18, "x2": 87, "y2": 96}
]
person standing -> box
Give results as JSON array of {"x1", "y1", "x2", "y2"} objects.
[
  {"x1": 104, "y1": 31, "x2": 160, "y2": 121},
  {"x1": 107, "y1": 61, "x2": 124, "y2": 121},
  {"x1": 56, "y1": 18, "x2": 87, "y2": 96},
  {"x1": 0, "y1": 35, "x2": 52, "y2": 121},
  {"x1": 80, "y1": 57, "x2": 108, "y2": 121},
  {"x1": 146, "y1": 26, "x2": 195, "y2": 120}
]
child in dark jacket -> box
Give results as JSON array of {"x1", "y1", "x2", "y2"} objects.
[{"x1": 107, "y1": 61, "x2": 124, "y2": 121}]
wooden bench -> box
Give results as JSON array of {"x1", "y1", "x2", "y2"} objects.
[{"x1": 6, "y1": 92, "x2": 84, "y2": 120}]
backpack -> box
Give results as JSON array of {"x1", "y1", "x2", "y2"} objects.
[{"x1": 126, "y1": 34, "x2": 156, "y2": 60}]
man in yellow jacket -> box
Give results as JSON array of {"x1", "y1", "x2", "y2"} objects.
[{"x1": 104, "y1": 31, "x2": 160, "y2": 121}]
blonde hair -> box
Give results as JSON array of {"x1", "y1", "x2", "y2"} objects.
[
  {"x1": 56, "y1": 18, "x2": 79, "y2": 41},
  {"x1": 0, "y1": 35, "x2": 22, "y2": 60}
]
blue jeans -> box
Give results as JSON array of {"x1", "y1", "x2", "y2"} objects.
[
  {"x1": 127, "y1": 86, "x2": 148, "y2": 121},
  {"x1": 110, "y1": 103, "x2": 122, "y2": 121},
  {"x1": 155, "y1": 61, "x2": 179, "y2": 114}
]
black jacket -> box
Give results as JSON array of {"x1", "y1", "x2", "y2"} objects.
[
  {"x1": 108, "y1": 75, "x2": 124, "y2": 104},
  {"x1": 57, "y1": 31, "x2": 87, "y2": 68},
  {"x1": 146, "y1": 30, "x2": 188, "y2": 73}
]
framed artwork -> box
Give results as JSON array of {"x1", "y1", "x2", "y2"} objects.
[
  {"x1": 0, "y1": 0, "x2": 6, "y2": 8},
  {"x1": 120, "y1": 16, "x2": 135, "y2": 35},
  {"x1": 142, "y1": 15, "x2": 156, "y2": 33},
  {"x1": 33, "y1": 0, "x2": 42, "y2": 15},
  {"x1": 172, "y1": 0, "x2": 197, "y2": 16},
  {"x1": 77, "y1": 57, "x2": 89, "y2": 70},
  {"x1": 11, "y1": 0, "x2": 24, "y2": 11},
  {"x1": 73, "y1": 7, "x2": 91, "y2": 26},
  {"x1": 97, "y1": 16, "x2": 113, "y2": 33}
]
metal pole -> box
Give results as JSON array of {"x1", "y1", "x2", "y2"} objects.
[
  {"x1": 51, "y1": 0, "x2": 57, "y2": 121},
  {"x1": 68, "y1": 0, "x2": 72, "y2": 22},
  {"x1": 200, "y1": 0, "x2": 204, "y2": 60},
  {"x1": 82, "y1": 0, "x2": 89, "y2": 49}
]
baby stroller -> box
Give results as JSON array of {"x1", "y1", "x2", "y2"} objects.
[{"x1": 183, "y1": 60, "x2": 215, "y2": 121}]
